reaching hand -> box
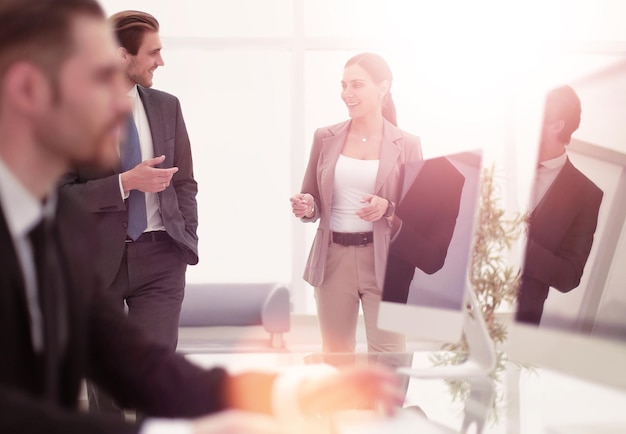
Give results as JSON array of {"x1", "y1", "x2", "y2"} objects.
[
  {"x1": 298, "y1": 365, "x2": 404, "y2": 417},
  {"x1": 121, "y1": 155, "x2": 179, "y2": 193}
]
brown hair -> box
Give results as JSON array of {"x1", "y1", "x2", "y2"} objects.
[
  {"x1": 345, "y1": 52, "x2": 398, "y2": 126},
  {"x1": 0, "y1": 0, "x2": 104, "y2": 88},
  {"x1": 110, "y1": 10, "x2": 159, "y2": 55},
  {"x1": 544, "y1": 85, "x2": 582, "y2": 143}
]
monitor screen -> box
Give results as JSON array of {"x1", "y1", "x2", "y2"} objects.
[
  {"x1": 508, "y1": 61, "x2": 626, "y2": 390},
  {"x1": 378, "y1": 150, "x2": 482, "y2": 344}
]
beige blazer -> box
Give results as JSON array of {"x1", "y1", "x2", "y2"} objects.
[{"x1": 300, "y1": 119, "x2": 423, "y2": 289}]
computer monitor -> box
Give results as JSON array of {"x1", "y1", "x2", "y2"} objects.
[
  {"x1": 378, "y1": 150, "x2": 482, "y2": 345},
  {"x1": 508, "y1": 61, "x2": 626, "y2": 391}
]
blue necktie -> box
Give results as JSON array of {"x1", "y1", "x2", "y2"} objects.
[{"x1": 120, "y1": 115, "x2": 147, "y2": 240}]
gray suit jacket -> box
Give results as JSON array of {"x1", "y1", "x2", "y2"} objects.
[{"x1": 60, "y1": 86, "x2": 198, "y2": 287}]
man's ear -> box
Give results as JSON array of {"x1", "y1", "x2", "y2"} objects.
[
  {"x1": 551, "y1": 119, "x2": 566, "y2": 135},
  {"x1": 3, "y1": 61, "x2": 51, "y2": 114},
  {"x1": 118, "y1": 46, "x2": 130, "y2": 62}
]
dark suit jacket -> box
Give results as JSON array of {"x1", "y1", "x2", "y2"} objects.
[
  {"x1": 60, "y1": 86, "x2": 198, "y2": 287},
  {"x1": 383, "y1": 157, "x2": 465, "y2": 303},
  {"x1": 517, "y1": 158, "x2": 603, "y2": 324},
  {"x1": 0, "y1": 191, "x2": 227, "y2": 434}
]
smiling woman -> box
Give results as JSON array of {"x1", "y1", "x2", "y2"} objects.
[{"x1": 290, "y1": 52, "x2": 423, "y2": 353}]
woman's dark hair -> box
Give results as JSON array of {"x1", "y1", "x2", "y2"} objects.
[{"x1": 345, "y1": 52, "x2": 397, "y2": 126}]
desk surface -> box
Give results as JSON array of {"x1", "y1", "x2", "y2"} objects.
[{"x1": 185, "y1": 351, "x2": 626, "y2": 434}]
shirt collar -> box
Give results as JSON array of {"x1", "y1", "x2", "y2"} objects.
[
  {"x1": 0, "y1": 157, "x2": 57, "y2": 239},
  {"x1": 127, "y1": 84, "x2": 138, "y2": 99},
  {"x1": 538, "y1": 151, "x2": 567, "y2": 170}
]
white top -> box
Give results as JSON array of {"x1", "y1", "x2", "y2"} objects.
[
  {"x1": 530, "y1": 151, "x2": 567, "y2": 211},
  {"x1": 330, "y1": 154, "x2": 379, "y2": 232}
]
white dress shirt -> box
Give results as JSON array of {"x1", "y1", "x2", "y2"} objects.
[{"x1": 530, "y1": 151, "x2": 567, "y2": 211}]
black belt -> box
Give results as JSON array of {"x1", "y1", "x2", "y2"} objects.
[
  {"x1": 332, "y1": 231, "x2": 373, "y2": 247},
  {"x1": 125, "y1": 231, "x2": 170, "y2": 243}
]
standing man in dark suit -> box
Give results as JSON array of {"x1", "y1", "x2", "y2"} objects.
[
  {"x1": 61, "y1": 10, "x2": 198, "y2": 415},
  {"x1": 516, "y1": 85, "x2": 604, "y2": 325},
  {"x1": 62, "y1": 9, "x2": 197, "y2": 352},
  {"x1": 0, "y1": 1, "x2": 404, "y2": 432}
]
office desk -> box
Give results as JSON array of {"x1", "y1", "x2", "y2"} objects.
[{"x1": 185, "y1": 351, "x2": 626, "y2": 433}]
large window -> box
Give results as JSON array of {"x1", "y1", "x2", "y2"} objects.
[{"x1": 100, "y1": 0, "x2": 626, "y2": 313}]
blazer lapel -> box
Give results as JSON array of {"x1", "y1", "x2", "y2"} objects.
[
  {"x1": 0, "y1": 208, "x2": 27, "y2": 308},
  {"x1": 532, "y1": 158, "x2": 576, "y2": 220},
  {"x1": 319, "y1": 121, "x2": 349, "y2": 207},
  {"x1": 137, "y1": 86, "x2": 165, "y2": 158},
  {"x1": 375, "y1": 120, "x2": 403, "y2": 193}
]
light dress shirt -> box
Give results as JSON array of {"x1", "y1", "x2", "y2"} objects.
[{"x1": 530, "y1": 151, "x2": 567, "y2": 211}]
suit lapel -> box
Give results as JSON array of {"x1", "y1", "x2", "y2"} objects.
[
  {"x1": 532, "y1": 158, "x2": 577, "y2": 220},
  {"x1": 0, "y1": 207, "x2": 28, "y2": 309},
  {"x1": 319, "y1": 121, "x2": 349, "y2": 205},
  {"x1": 137, "y1": 86, "x2": 165, "y2": 158},
  {"x1": 375, "y1": 120, "x2": 403, "y2": 194}
]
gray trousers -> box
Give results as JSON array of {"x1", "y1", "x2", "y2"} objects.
[{"x1": 88, "y1": 234, "x2": 187, "y2": 417}]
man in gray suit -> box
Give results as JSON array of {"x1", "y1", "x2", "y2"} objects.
[{"x1": 61, "y1": 10, "x2": 198, "y2": 414}]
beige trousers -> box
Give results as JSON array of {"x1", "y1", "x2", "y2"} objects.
[{"x1": 314, "y1": 242, "x2": 406, "y2": 353}]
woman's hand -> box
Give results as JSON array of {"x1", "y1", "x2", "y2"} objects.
[
  {"x1": 290, "y1": 193, "x2": 315, "y2": 218},
  {"x1": 357, "y1": 194, "x2": 390, "y2": 221}
]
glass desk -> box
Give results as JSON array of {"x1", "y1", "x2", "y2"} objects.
[
  {"x1": 185, "y1": 351, "x2": 626, "y2": 434},
  {"x1": 185, "y1": 351, "x2": 492, "y2": 433}
]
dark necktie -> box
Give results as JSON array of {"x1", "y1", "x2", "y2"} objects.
[
  {"x1": 29, "y1": 218, "x2": 68, "y2": 402},
  {"x1": 120, "y1": 114, "x2": 147, "y2": 240}
]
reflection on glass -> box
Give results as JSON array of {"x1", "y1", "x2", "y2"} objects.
[
  {"x1": 517, "y1": 85, "x2": 604, "y2": 326},
  {"x1": 508, "y1": 67, "x2": 626, "y2": 392},
  {"x1": 382, "y1": 151, "x2": 481, "y2": 310}
]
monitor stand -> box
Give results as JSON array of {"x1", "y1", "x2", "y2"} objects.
[
  {"x1": 397, "y1": 288, "x2": 496, "y2": 379},
  {"x1": 397, "y1": 289, "x2": 497, "y2": 434}
]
